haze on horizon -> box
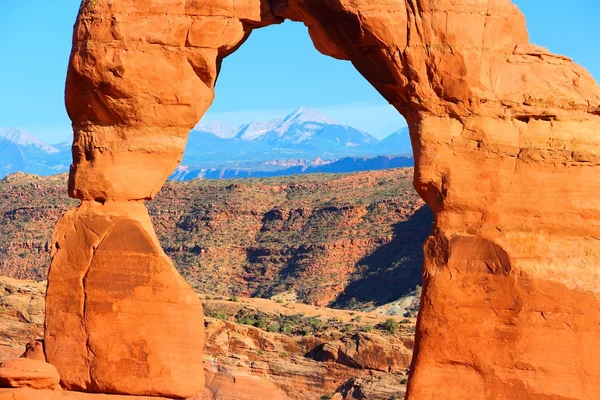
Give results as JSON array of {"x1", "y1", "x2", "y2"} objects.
[{"x1": 0, "y1": 0, "x2": 598, "y2": 143}]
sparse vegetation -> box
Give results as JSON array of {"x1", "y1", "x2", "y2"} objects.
[
  {"x1": 382, "y1": 318, "x2": 400, "y2": 334},
  {"x1": 207, "y1": 311, "x2": 229, "y2": 320},
  {"x1": 0, "y1": 169, "x2": 428, "y2": 315}
]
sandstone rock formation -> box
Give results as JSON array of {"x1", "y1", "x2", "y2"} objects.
[
  {"x1": 46, "y1": 202, "x2": 204, "y2": 397},
  {"x1": 49, "y1": 0, "x2": 600, "y2": 398},
  {"x1": 0, "y1": 389, "x2": 179, "y2": 400},
  {"x1": 0, "y1": 358, "x2": 60, "y2": 390},
  {"x1": 20, "y1": 340, "x2": 45, "y2": 362}
]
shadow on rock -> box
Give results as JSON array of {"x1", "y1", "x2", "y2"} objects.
[{"x1": 331, "y1": 205, "x2": 433, "y2": 308}]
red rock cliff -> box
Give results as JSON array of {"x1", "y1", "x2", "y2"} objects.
[{"x1": 46, "y1": 0, "x2": 600, "y2": 398}]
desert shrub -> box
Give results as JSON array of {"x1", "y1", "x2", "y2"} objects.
[
  {"x1": 308, "y1": 317, "x2": 324, "y2": 331},
  {"x1": 236, "y1": 314, "x2": 256, "y2": 326},
  {"x1": 346, "y1": 297, "x2": 360, "y2": 310},
  {"x1": 383, "y1": 318, "x2": 399, "y2": 334},
  {"x1": 256, "y1": 317, "x2": 268, "y2": 329},
  {"x1": 282, "y1": 323, "x2": 293, "y2": 334},
  {"x1": 207, "y1": 311, "x2": 228, "y2": 320}
]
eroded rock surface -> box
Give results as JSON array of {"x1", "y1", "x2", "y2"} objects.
[
  {"x1": 50, "y1": 0, "x2": 600, "y2": 398},
  {"x1": 46, "y1": 202, "x2": 204, "y2": 398},
  {"x1": 0, "y1": 358, "x2": 60, "y2": 390}
]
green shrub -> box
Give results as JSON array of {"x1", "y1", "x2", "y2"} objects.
[
  {"x1": 282, "y1": 323, "x2": 293, "y2": 334},
  {"x1": 257, "y1": 317, "x2": 268, "y2": 329},
  {"x1": 308, "y1": 317, "x2": 324, "y2": 331},
  {"x1": 207, "y1": 311, "x2": 228, "y2": 320},
  {"x1": 383, "y1": 318, "x2": 399, "y2": 334}
]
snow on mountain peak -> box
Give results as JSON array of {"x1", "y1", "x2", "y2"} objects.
[
  {"x1": 0, "y1": 127, "x2": 59, "y2": 153},
  {"x1": 237, "y1": 119, "x2": 282, "y2": 141},
  {"x1": 194, "y1": 121, "x2": 239, "y2": 139},
  {"x1": 282, "y1": 106, "x2": 338, "y2": 125}
]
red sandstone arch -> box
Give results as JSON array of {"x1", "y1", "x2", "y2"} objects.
[{"x1": 45, "y1": 0, "x2": 600, "y2": 398}]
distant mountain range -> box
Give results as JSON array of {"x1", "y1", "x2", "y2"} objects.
[
  {"x1": 186, "y1": 107, "x2": 411, "y2": 167},
  {"x1": 171, "y1": 155, "x2": 414, "y2": 180},
  {"x1": 1, "y1": 107, "x2": 413, "y2": 180},
  {"x1": 0, "y1": 128, "x2": 71, "y2": 177}
]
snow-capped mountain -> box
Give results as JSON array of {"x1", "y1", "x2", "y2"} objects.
[
  {"x1": 380, "y1": 127, "x2": 412, "y2": 155},
  {"x1": 194, "y1": 121, "x2": 239, "y2": 139},
  {"x1": 258, "y1": 107, "x2": 377, "y2": 149},
  {"x1": 0, "y1": 108, "x2": 412, "y2": 179},
  {"x1": 188, "y1": 107, "x2": 389, "y2": 165},
  {"x1": 0, "y1": 128, "x2": 60, "y2": 153},
  {"x1": 0, "y1": 128, "x2": 71, "y2": 177},
  {"x1": 236, "y1": 119, "x2": 283, "y2": 141}
]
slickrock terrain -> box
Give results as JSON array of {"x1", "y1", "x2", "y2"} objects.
[
  {"x1": 0, "y1": 170, "x2": 429, "y2": 309},
  {"x1": 3, "y1": 0, "x2": 598, "y2": 398},
  {"x1": 0, "y1": 278, "x2": 415, "y2": 399}
]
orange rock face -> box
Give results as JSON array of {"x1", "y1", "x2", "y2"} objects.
[
  {"x1": 0, "y1": 358, "x2": 60, "y2": 390},
  {"x1": 49, "y1": 0, "x2": 600, "y2": 398},
  {"x1": 45, "y1": 202, "x2": 204, "y2": 397},
  {"x1": 20, "y1": 340, "x2": 45, "y2": 362}
]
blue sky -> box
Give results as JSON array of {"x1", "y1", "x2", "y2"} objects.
[{"x1": 0, "y1": 1, "x2": 598, "y2": 142}]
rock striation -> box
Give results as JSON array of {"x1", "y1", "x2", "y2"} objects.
[
  {"x1": 47, "y1": 0, "x2": 600, "y2": 398},
  {"x1": 0, "y1": 358, "x2": 60, "y2": 390}
]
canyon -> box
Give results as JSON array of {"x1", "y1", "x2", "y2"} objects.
[
  {"x1": 0, "y1": 169, "x2": 428, "y2": 310},
  {"x1": 1, "y1": 0, "x2": 600, "y2": 399}
]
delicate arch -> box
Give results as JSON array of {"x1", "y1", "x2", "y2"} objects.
[{"x1": 45, "y1": 0, "x2": 600, "y2": 398}]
